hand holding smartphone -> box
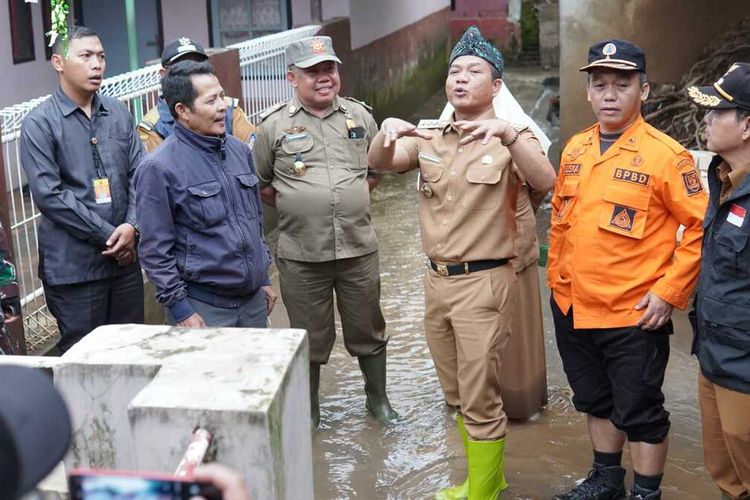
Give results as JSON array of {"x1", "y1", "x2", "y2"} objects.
[{"x1": 68, "y1": 469, "x2": 223, "y2": 500}]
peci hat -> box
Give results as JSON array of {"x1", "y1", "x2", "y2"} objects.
[
  {"x1": 688, "y1": 62, "x2": 750, "y2": 110},
  {"x1": 285, "y1": 36, "x2": 342, "y2": 69},
  {"x1": 161, "y1": 37, "x2": 209, "y2": 67},
  {"x1": 0, "y1": 365, "x2": 72, "y2": 498},
  {"x1": 450, "y1": 26, "x2": 504, "y2": 77},
  {"x1": 579, "y1": 39, "x2": 646, "y2": 72}
]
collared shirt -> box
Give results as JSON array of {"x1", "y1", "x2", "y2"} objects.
[
  {"x1": 717, "y1": 160, "x2": 750, "y2": 205},
  {"x1": 20, "y1": 87, "x2": 143, "y2": 285},
  {"x1": 135, "y1": 123, "x2": 271, "y2": 323},
  {"x1": 399, "y1": 120, "x2": 538, "y2": 263},
  {"x1": 548, "y1": 116, "x2": 708, "y2": 328},
  {"x1": 253, "y1": 94, "x2": 379, "y2": 262}
]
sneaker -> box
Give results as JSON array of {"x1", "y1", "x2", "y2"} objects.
[
  {"x1": 552, "y1": 465, "x2": 627, "y2": 500},
  {"x1": 628, "y1": 484, "x2": 661, "y2": 499}
]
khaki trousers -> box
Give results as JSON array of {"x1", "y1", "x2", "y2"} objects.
[
  {"x1": 277, "y1": 252, "x2": 388, "y2": 364},
  {"x1": 424, "y1": 263, "x2": 516, "y2": 440},
  {"x1": 699, "y1": 372, "x2": 750, "y2": 499}
]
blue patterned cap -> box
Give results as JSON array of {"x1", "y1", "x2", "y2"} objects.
[{"x1": 449, "y1": 26, "x2": 504, "y2": 77}]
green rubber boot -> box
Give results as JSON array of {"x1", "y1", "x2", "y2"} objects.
[
  {"x1": 436, "y1": 414, "x2": 469, "y2": 500},
  {"x1": 310, "y1": 363, "x2": 321, "y2": 429},
  {"x1": 466, "y1": 437, "x2": 508, "y2": 500},
  {"x1": 357, "y1": 350, "x2": 400, "y2": 424}
]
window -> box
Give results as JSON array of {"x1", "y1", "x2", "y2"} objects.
[
  {"x1": 8, "y1": 0, "x2": 35, "y2": 64},
  {"x1": 211, "y1": 0, "x2": 288, "y2": 47}
]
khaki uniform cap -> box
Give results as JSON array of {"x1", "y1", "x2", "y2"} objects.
[{"x1": 285, "y1": 36, "x2": 342, "y2": 68}]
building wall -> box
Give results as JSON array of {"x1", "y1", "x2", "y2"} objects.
[
  {"x1": 0, "y1": 2, "x2": 58, "y2": 108},
  {"x1": 560, "y1": 0, "x2": 750, "y2": 145},
  {"x1": 348, "y1": 0, "x2": 450, "y2": 49},
  {"x1": 162, "y1": 0, "x2": 210, "y2": 48},
  {"x1": 451, "y1": 0, "x2": 518, "y2": 52},
  {"x1": 322, "y1": 0, "x2": 349, "y2": 20},
  {"x1": 291, "y1": 0, "x2": 313, "y2": 26}
]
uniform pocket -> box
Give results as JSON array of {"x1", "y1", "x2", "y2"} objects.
[
  {"x1": 461, "y1": 164, "x2": 503, "y2": 209},
  {"x1": 553, "y1": 179, "x2": 579, "y2": 225},
  {"x1": 346, "y1": 137, "x2": 368, "y2": 171},
  {"x1": 713, "y1": 222, "x2": 750, "y2": 278},
  {"x1": 186, "y1": 180, "x2": 226, "y2": 227},
  {"x1": 597, "y1": 184, "x2": 651, "y2": 239},
  {"x1": 235, "y1": 173, "x2": 260, "y2": 217}
]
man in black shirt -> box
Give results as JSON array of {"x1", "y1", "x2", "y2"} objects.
[{"x1": 20, "y1": 26, "x2": 144, "y2": 352}]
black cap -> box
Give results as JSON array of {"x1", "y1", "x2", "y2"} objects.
[
  {"x1": 161, "y1": 37, "x2": 208, "y2": 67},
  {"x1": 579, "y1": 39, "x2": 646, "y2": 73},
  {"x1": 688, "y1": 62, "x2": 750, "y2": 111},
  {"x1": 0, "y1": 365, "x2": 71, "y2": 498}
]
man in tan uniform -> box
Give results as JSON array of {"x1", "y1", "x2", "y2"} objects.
[
  {"x1": 368, "y1": 26, "x2": 556, "y2": 499},
  {"x1": 137, "y1": 37, "x2": 255, "y2": 152},
  {"x1": 252, "y1": 36, "x2": 397, "y2": 428}
]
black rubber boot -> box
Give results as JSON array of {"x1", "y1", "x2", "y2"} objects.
[
  {"x1": 310, "y1": 363, "x2": 321, "y2": 429},
  {"x1": 357, "y1": 350, "x2": 400, "y2": 424},
  {"x1": 552, "y1": 464, "x2": 627, "y2": 500},
  {"x1": 628, "y1": 484, "x2": 661, "y2": 499}
]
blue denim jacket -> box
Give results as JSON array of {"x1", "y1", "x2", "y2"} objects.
[{"x1": 135, "y1": 122, "x2": 271, "y2": 322}]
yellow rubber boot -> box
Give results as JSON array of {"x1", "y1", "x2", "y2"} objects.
[
  {"x1": 466, "y1": 437, "x2": 508, "y2": 500},
  {"x1": 436, "y1": 414, "x2": 469, "y2": 500}
]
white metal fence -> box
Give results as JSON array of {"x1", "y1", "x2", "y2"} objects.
[{"x1": 0, "y1": 25, "x2": 319, "y2": 351}]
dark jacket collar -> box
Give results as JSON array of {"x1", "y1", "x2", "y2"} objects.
[
  {"x1": 54, "y1": 86, "x2": 108, "y2": 117},
  {"x1": 173, "y1": 121, "x2": 226, "y2": 155}
]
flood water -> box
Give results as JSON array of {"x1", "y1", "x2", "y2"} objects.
[{"x1": 267, "y1": 67, "x2": 716, "y2": 499}]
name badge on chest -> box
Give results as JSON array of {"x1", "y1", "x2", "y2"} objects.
[{"x1": 93, "y1": 177, "x2": 112, "y2": 204}]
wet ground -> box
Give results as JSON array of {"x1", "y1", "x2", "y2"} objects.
[{"x1": 265, "y1": 67, "x2": 716, "y2": 499}]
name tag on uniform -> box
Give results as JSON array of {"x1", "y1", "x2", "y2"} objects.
[
  {"x1": 93, "y1": 177, "x2": 112, "y2": 204},
  {"x1": 727, "y1": 204, "x2": 746, "y2": 227},
  {"x1": 418, "y1": 152, "x2": 441, "y2": 164}
]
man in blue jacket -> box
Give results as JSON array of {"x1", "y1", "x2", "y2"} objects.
[
  {"x1": 688, "y1": 62, "x2": 750, "y2": 500},
  {"x1": 135, "y1": 60, "x2": 275, "y2": 327}
]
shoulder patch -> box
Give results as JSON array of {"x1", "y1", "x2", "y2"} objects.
[
  {"x1": 674, "y1": 154, "x2": 696, "y2": 171},
  {"x1": 681, "y1": 169, "x2": 704, "y2": 196},
  {"x1": 259, "y1": 101, "x2": 287, "y2": 122},
  {"x1": 342, "y1": 96, "x2": 372, "y2": 112}
]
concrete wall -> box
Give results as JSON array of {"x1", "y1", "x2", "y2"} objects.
[
  {"x1": 322, "y1": 0, "x2": 349, "y2": 20},
  {"x1": 348, "y1": 0, "x2": 450, "y2": 49},
  {"x1": 560, "y1": 0, "x2": 750, "y2": 145},
  {"x1": 291, "y1": 0, "x2": 313, "y2": 26},
  {"x1": 0, "y1": 1, "x2": 57, "y2": 108},
  {"x1": 161, "y1": 0, "x2": 210, "y2": 48}
]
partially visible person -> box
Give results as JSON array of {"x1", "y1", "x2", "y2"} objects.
[
  {"x1": 253, "y1": 36, "x2": 396, "y2": 428},
  {"x1": 0, "y1": 365, "x2": 72, "y2": 499},
  {"x1": 193, "y1": 464, "x2": 252, "y2": 500},
  {"x1": 138, "y1": 37, "x2": 255, "y2": 152},
  {"x1": 136, "y1": 60, "x2": 275, "y2": 328},
  {"x1": 501, "y1": 185, "x2": 548, "y2": 420},
  {"x1": 0, "y1": 222, "x2": 20, "y2": 355},
  {"x1": 548, "y1": 39, "x2": 707, "y2": 500},
  {"x1": 20, "y1": 25, "x2": 144, "y2": 353},
  {"x1": 688, "y1": 62, "x2": 750, "y2": 500}
]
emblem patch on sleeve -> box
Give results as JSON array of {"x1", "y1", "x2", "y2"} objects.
[
  {"x1": 681, "y1": 170, "x2": 704, "y2": 196},
  {"x1": 613, "y1": 168, "x2": 650, "y2": 186},
  {"x1": 610, "y1": 205, "x2": 636, "y2": 232},
  {"x1": 562, "y1": 163, "x2": 581, "y2": 175}
]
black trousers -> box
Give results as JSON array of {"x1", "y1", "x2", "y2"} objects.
[
  {"x1": 44, "y1": 269, "x2": 144, "y2": 353},
  {"x1": 551, "y1": 296, "x2": 671, "y2": 443}
]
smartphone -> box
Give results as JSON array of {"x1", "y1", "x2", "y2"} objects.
[{"x1": 68, "y1": 468, "x2": 222, "y2": 500}]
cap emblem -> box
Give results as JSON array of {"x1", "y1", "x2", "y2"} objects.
[
  {"x1": 602, "y1": 43, "x2": 617, "y2": 57},
  {"x1": 179, "y1": 37, "x2": 192, "y2": 46},
  {"x1": 310, "y1": 38, "x2": 326, "y2": 54},
  {"x1": 688, "y1": 86, "x2": 722, "y2": 107}
]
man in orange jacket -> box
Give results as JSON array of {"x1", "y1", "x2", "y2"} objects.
[{"x1": 548, "y1": 39, "x2": 707, "y2": 500}]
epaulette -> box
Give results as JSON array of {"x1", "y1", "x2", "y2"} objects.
[
  {"x1": 342, "y1": 96, "x2": 372, "y2": 112},
  {"x1": 643, "y1": 122, "x2": 686, "y2": 155},
  {"x1": 138, "y1": 107, "x2": 159, "y2": 131},
  {"x1": 259, "y1": 101, "x2": 288, "y2": 122}
]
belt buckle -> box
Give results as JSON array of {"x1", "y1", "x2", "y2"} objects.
[{"x1": 436, "y1": 263, "x2": 449, "y2": 276}]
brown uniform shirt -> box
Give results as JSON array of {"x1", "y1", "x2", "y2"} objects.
[
  {"x1": 510, "y1": 185, "x2": 540, "y2": 273},
  {"x1": 717, "y1": 160, "x2": 750, "y2": 205},
  {"x1": 400, "y1": 120, "x2": 541, "y2": 263},
  {"x1": 137, "y1": 96, "x2": 255, "y2": 153},
  {"x1": 253, "y1": 94, "x2": 379, "y2": 262}
]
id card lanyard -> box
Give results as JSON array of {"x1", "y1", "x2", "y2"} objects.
[{"x1": 90, "y1": 136, "x2": 112, "y2": 204}]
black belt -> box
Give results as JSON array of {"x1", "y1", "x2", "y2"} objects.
[{"x1": 429, "y1": 259, "x2": 509, "y2": 276}]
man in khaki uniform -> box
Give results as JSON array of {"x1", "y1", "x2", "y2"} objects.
[
  {"x1": 368, "y1": 26, "x2": 556, "y2": 499},
  {"x1": 137, "y1": 37, "x2": 255, "y2": 152},
  {"x1": 252, "y1": 36, "x2": 397, "y2": 428}
]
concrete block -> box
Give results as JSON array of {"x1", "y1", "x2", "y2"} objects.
[{"x1": 54, "y1": 324, "x2": 312, "y2": 500}]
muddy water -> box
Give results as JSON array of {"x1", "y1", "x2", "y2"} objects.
[{"x1": 269, "y1": 69, "x2": 716, "y2": 499}]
